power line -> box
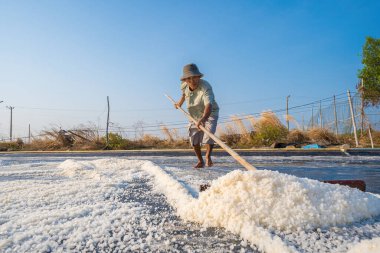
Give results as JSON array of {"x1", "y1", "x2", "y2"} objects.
[{"x1": 2, "y1": 90, "x2": 378, "y2": 139}]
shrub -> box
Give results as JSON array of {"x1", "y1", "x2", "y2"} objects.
[
  {"x1": 136, "y1": 134, "x2": 163, "y2": 148},
  {"x1": 251, "y1": 124, "x2": 288, "y2": 146},
  {"x1": 358, "y1": 129, "x2": 380, "y2": 147},
  {"x1": 337, "y1": 133, "x2": 355, "y2": 146},
  {"x1": 219, "y1": 123, "x2": 242, "y2": 147},
  {"x1": 57, "y1": 130, "x2": 74, "y2": 147},
  {"x1": 160, "y1": 126, "x2": 174, "y2": 142},
  {"x1": 307, "y1": 128, "x2": 337, "y2": 146},
  {"x1": 105, "y1": 133, "x2": 130, "y2": 149},
  {"x1": 287, "y1": 129, "x2": 310, "y2": 144},
  {"x1": 0, "y1": 141, "x2": 23, "y2": 151},
  {"x1": 251, "y1": 111, "x2": 288, "y2": 147}
]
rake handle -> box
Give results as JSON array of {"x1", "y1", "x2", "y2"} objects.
[{"x1": 165, "y1": 94, "x2": 257, "y2": 171}]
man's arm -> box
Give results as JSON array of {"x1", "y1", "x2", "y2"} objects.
[
  {"x1": 197, "y1": 103, "x2": 212, "y2": 129},
  {"x1": 175, "y1": 94, "x2": 185, "y2": 109}
]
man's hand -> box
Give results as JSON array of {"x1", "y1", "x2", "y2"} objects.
[
  {"x1": 196, "y1": 104, "x2": 211, "y2": 129},
  {"x1": 174, "y1": 103, "x2": 181, "y2": 109},
  {"x1": 196, "y1": 118, "x2": 205, "y2": 129}
]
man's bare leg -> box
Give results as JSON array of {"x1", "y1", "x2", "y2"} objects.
[
  {"x1": 193, "y1": 144, "x2": 204, "y2": 168},
  {"x1": 205, "y1": 144, "x2": 214, "y2": 167}
]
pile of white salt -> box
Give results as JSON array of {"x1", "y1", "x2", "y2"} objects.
[
  {"x1": 143, "y1": 161, "x2": 380, "y2": 252},
  {"x1": 179, "y1": 170, "x2": 380, "y2": 231}
]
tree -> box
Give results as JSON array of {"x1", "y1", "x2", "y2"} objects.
[{"x1": 358, "y1": 37, "x2": 380, "y2": 106}]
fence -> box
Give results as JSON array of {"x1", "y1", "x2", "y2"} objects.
[
  {"x1": 304, "y1": 91, "x2": 378, "y2": 134},
  {"x1": 0, "y1": 90, "x2": 379, "y2": 145}
]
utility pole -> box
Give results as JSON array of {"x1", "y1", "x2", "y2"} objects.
[
  {"x1": 6, "y1": 106, "x2": 15, "y2": 141},
  {"x1": 333, "y1": 95, "x2": 338, "y2": 137},
  {"x1": 286, "y1": 95, "x2": 290, "y2": 131},
  {"x1": 302, "y1": 115, "x2": 305, "y2": 131},
  {"x1": 106, "y1": 96, "x2": 110, "y2": 147},
  {"x1": 347, "y1": 90, "x2": 359, "y2": 147},
  {"x1": 319, "y1": 101, "x2": 322, "y2": 128},
  {"x1": 28, "y1": 124, "x2": 31, "y2": 144}
]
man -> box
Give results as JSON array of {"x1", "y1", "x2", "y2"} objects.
[{"x1": 175, "y1": 63, "x2": 219, "y2": 168}]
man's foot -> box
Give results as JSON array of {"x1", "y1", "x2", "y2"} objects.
[
  {"x1": 206, "y1": 158, "x2": 213, "y2": 167},
  {"x1": 194, "y1": 161, "x2": 204, "y2": 169}
]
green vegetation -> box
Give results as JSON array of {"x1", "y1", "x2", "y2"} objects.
[
  {"x1": 0, "y1": 139, "x2": 24, "y2": 151},
  {"x1": 251, "y1": 112, "x2": 288, "y2": 147},
  {"x1": 358, "y1": 36, "x2": 380, "y2": 107}
]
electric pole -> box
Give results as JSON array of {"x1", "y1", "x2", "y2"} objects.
[
  {"x1": 286, "y1": 95, "x2": 290, "y2": 131},
  {"x1": 347, "y1": 90, "x2": 359, "y2": 147},
  {"x1": 333, "y1": 95, "x2": 338, "y2": 137},
  {"x1": 29, "y1": 124, "x2": 31, "y2": 144},
  {"x1": 106, "y1": 96, "x2": 110, "y2": 147},
  {"x1": 7, "y1": 106, "x2": 15, "y2": 141},
  {"x1": 319, "y1": 101, "x2": 322, "y2": 128}
]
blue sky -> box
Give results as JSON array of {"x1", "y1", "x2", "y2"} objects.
[{"x1": 0, "y1": 0, "x2": 379, "y2": 139}]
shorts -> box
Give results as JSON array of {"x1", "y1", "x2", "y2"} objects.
[{"x1": 188, "y1": 116, "x2": 218, "y2": 146}]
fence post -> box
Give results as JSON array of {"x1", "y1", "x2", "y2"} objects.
[
  {"x1": 6, "y1": 106, "x2": 15, "y2": 141},
  {"x1": 333, "y1": 95, "x2": 338, "y2": 136},
  {"x1": 106, "y1": 96, "x2": 110, "y2": 147},
  {"x1": 319, "y1": 101, "x2": 323, "y2": 128},
  {"x1": 302, "y1": 115, "x2": 305, "y2": 131},
  {"x1": 368, "y1": 123, "x2": 374, "y2": 149},
  {"x1": 28, "y1": 124, "x2": 31, "y2": 144},
  {"x1": 286, "y1": 95, "x2": 290, "y2": 130},
  {"x1": 347, "y1": 90, "x2": 359, "y2": 147}
]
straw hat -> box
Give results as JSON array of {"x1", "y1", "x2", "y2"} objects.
[{"x1": 180, "y1": 63, "x2": 203, "y2": 81}]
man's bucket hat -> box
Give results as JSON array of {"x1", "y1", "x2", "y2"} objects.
[{"x1": 180, "y1": 63, "x2": 203, "y2": 81}]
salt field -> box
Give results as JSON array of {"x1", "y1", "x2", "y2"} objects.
[{"x1": 1, "y1": 154, "x2": 380, "y2": 252}]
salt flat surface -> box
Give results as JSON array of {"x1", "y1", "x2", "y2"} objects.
[{"x1": 0, "y1": 155, "x2": 380, "y2": 252}]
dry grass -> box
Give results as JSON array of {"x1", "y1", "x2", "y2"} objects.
[
  {"x1": 358, "y1": 129, "x2": 380, "y2": 147},
  {"x1": 3, "y1": 118, "x2": 378, "y2": 151},
  {"x1": 231, "y1": 115, "x2": 249, "y2": 136},
  {"x1": 251, "y1": 111, "x2": 288, "y2": 147},
  {"x1": 287, "y1": 129, "x2": 310, "y2": 144},
  {"x1": 219, "y1": 111, "x2": 289, "y2": 148},
  {"x1": 218, "y1": 123, "x2": 242, "y2": 147},
  {"x1": 26, "y1": 138, "x2": 61, "y2": 151},
  {"x1": 136, "y1": 134, "x2": 163, "y2": 148},
  {"x1": 254, "y1": 111, "x2": 286, "y2": 133},
  {"x1": 285, "y1": 114, "x2": 301, "y2": 130},
  {"x1": 370, "y1": 129, "x2": 380, "y2": 147},
  {"x1": 231, "y1": 115, "x2": 251, "y2": 146},
  {"x1": 160, "y1": 125, "x2": 174, "y2": 142},
  {"x1": 17, "y1": 122, "x2": 191, "y2": 151},
  {"x1": 158, "y1": 124, "x2": 189, "y2": 148},
  {"x1": 136, "y1": 134, "x2": 188, "y2": 149},
  {"x1": 307, "y1": 128, "x2": 337, "y2": 146},
  {"x1": 23, "y1": 124, "x2": 104, "y2": 151},
  {"x1": 27, "y1": 128, "x2": 70, "y2": 150},
  {"x1": 247, "y1": 115, "x2": 255, "y2": 131}
]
